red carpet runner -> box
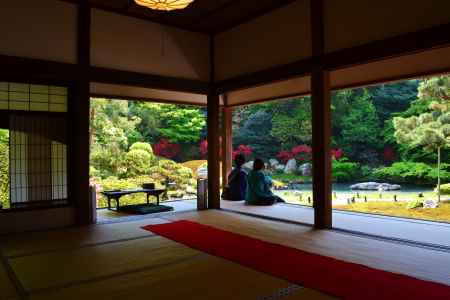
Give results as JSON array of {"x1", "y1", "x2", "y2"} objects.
[{"x1": 142, "y1": 220, "x2": 450, "y2": 300}]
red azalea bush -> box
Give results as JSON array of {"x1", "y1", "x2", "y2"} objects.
[
  {"x1": 277, "y1": 150, "x2": 294, "y2": 163},
  {"x1": 232, "y1": 144, "x2": 253, "y2": 160},
  {"x1": 383, "y1": 146, "x2": 396, "y2": 164},
  {"x1": 331, "y1": 148, "x2": 344, "y2": 160},
  {"x1": 153, "y1": 138, "x2": 181, "y2": 159},
  {"x1": 291, "y1": 144, "x2": 312, "y2": 162},
  {"x1": 199, "y1": 139, "x2": 208, "y2": 158}
]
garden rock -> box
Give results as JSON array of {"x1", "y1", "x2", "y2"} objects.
[
  {"x1": 269, "y1": 159, "x2": 279, "y2": 167},
  {"x1": 275, "y1": 164, "x2": 285, "y2": 172},
  {"x1": 242, "y1": 161, "x2": 254, "y2": 171},
  {"x1": 197, "y1": 167, "x2": 208, "y2": 179},
  {"x1": 298, "y1": 163, "x2": 312, "y2": 176},
  {"x1": 350, "y1": 182, "x2": 401, "y2": 191},
  {"x1": 185, "y1": 186, "x2": 196, "y2": 194},
  {"x1": 423, "y1": 199, "x2": 438, "y2": 208},
  {"x1": 284, "y1": 159, "x2": 297, "y2": 174}
]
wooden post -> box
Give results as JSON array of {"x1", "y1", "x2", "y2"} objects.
[
  {"x1": 73, "y1": 0, "x2": 92, "y2": 225},
  {"x1": 311, "y1": 0, "x2": 332, "y2": 229},
  {"x1": 312, "y1": 68, "x2": 332, "y2": 229},
  {"x1": 207, "y1": 92, "x2": 221, "y2": 209},
  {"x1": 221, "y1": 105, "x2": 233, "y2": 187},
  {"x1": 207, "y1": 34, "x2": 221, "y2": 209}
]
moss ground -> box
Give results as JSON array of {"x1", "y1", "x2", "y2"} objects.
[{"x1": 334, "y1": 202, "x2": 450, "y2": 223}]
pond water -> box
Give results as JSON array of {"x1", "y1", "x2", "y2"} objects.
[{"x1": 287, "y1": 183, "x2": 433, "y2": 194}]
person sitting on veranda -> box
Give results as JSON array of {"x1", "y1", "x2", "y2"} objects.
[
  {"x1": 246, "y1": 158, "x2": 285, "y2": 206},
  {"x1": 225, "y1": 154, "x2": 248, "y2": 201}
]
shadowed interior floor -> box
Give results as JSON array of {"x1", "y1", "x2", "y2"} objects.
[{"x1": 1, "y1": 209, "x2": 448, "y2": 299}]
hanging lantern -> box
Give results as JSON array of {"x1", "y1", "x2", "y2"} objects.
[{"x1": 134, "y1": 0, "x2": 195, "y2": 11}]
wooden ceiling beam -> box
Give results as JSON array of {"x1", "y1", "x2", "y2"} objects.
[
  {"x1": 0, "y1": 54, "x2": 209, "y2": 94},
  {"x1": 324, "y1": 22, "x2": 450, "y2": 71},
  {"x1": 215, "y1": 59, "x2": 314, "y2": 94},
  {"x1": 90, "y1": 66, "x2": 210, "y2": 94},
  {"x1": 215, "y1": 22, "x2": 450, "y2": 94}
]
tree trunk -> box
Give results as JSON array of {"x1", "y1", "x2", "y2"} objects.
[{"x1": 437, "y1": 146, "x2": 441, "y2": 203}]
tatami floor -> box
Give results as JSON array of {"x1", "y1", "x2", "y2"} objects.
[{"x1": 1, "y1": 210, "x2": 449, "y2": 300}]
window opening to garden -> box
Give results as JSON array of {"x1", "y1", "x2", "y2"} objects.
[
  {"x1": 89, "y1": 98, "x2": 207, "y2": 220},
  {"x1": 331, "y1": 75, "x2": 450, "y2": 225}
]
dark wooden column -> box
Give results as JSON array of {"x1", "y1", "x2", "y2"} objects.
[
  {"x1": 221, "y1": 105, "x2": 233, "y2": 186},
  {"x1": 207, "y1": 92, "x2": 221, "y2": 209},
  {"x1": 311, "y1": 0, "x2": 332, "y2": 229},
  {"x1": 73, "y1": 0, "x2": 91, "y2": 225},
  {"x1": 311, "y1": 69, "x2": 332, "y2": 229},
  {"x1": 207, "y1": 35, "x2": 221, "y2": 209}
]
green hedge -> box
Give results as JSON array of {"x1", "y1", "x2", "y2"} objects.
[
  {"x1": 373, "y1": 162, "x2": 450, "y2": 185},
  {"x1": 332, "y1": 159, "x2": 361, "y2": 182},
  {"x1": 438, "y1": 183, "x2": 450, "y2": 195}
]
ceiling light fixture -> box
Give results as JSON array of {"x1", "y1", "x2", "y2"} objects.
[{"x1": 134, "y1": 0, "x2": 195, "y2": 11}]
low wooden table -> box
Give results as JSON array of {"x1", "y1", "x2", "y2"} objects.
[{"x1": 102, "y1": 188, "x2": 166, "y2": 210}]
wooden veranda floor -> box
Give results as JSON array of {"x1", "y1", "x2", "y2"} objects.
[{"x1": 221, "y1": 200, "x2": 450, "y2": 249}]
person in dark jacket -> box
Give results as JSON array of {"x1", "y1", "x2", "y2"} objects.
[{"x1": 226, "y1": 154, "x2": 248, "y2": 200}]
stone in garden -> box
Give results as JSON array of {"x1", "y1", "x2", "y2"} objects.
[
  {"x1": 423, "y1": 199, "x2": 438, "y2": 208},
  {"x1": 350, "y1": 182, "x2": 401, "y2": 191},
  {"x1": 242, "y1": 161, "x2": 254, "y2": 171},
  {"x1": 284, "y1": 159, "x2": 297, "y2": 174},
  {"x1": 185, "y1": 186, "x2": 196, "y2": 194},
  {"x1": 298, "y1": 163, "x2": 312, "y2": 176},
  {"x1": 275, "y1": 164, "x2": 285, "y2": 172},
  {"x1": 197, "y1": 167, "x2": 208, "y2": 179},
  {"x1": 269, "y1": 159, "x2": 279, "y2": 167}
]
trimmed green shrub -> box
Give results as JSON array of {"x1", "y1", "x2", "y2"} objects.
[
  {"x1": 125, "y1": 149, "x2": 152, "y2": 177},
  {"x1": 129, "y1": 142, "x2": 153, "y2": 155},
  {"x1": 437, "y1": 183, "x2": 450, "y2": 195},
  {"x1": 373, "y1": 162, "x2": 450, "y2": 185},
  {"x1": 332, "y1": 158, "x2": 360, "y2": 182},
  {"x1": 406, "y1": 199, "x2": 423, "y2": 209}
]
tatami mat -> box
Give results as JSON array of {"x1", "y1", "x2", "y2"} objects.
[
  {"x1": 9, "y1": 236, "x2": 199, "y2": 293},
  {"x1": 165, "y1": 210, "x2": 450, "y2": 285},
  {"x1": 29, "y1": 255, "x2": 299, "y2": 300},
  {"x1": 281, "y1": 288, "x2": 338, "y2": 300},
  {"x1": 0, "y1": 260, "x2": 20, "y2": 300},
  {"x1": 1, "y1": 209, "x2": 447, "y2": 299},
  {"x1": 0, "y1": 218, "x2": 167, "y2": 258}
]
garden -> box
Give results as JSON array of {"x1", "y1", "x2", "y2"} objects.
[
  {"x1": 231, "y1": 75, "x2": 450, "y2": 223},
  {"x1": 89, "y1": 99, "x2": 209, "y2": 208}
]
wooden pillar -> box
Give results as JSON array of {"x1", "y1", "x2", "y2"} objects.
[
  {"x1": 221, "y1": 105, "x2": 233, "y2": 187},
  {"x1": 73, "y1": 0, "x2": 91, "y2": 225},
  {"x1": 207, "y1": 34, "x2": 221, "y2": 209},
  {"x1": 311, "y1": 69, "x2": 332, "y2": 229},
  {"x1": 311, "y1": 0, "x2": 332, "y2": 229},
  {"x1": 207, "y1": 92, "x2": 221, "y2": 209}
]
